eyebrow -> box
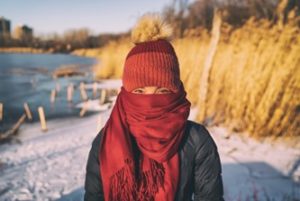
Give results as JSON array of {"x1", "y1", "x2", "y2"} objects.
[{"x1": 134, "y1": 87, "x2": 170, "y2": 90}]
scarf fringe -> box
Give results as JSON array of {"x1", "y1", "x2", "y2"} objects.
[{"x1": 109, "y1": 158, "x2": 165, "y2": 201}]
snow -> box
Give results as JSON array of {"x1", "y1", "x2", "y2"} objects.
[
  {"x1": 85, "y1": 79, "x2": 122, "y2": 90},
  {"x1": 75, "y1": 100, "x2": 112, "y2": 112},
  {"x1": 0, "y1": 79, "x2": 299, "y2": 201},
  {"x1": 209, "y1": 126, "x2": 300, "y2": 201},
  {"x1": 0, "y1": 114, "x2": 108, "y2": 201}
]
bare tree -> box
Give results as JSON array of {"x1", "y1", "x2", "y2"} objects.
[
  {"x1": 63, "y1": 28, "x2": 91, "y2": 49},
  {"x1": 162, "y1": 0, "x2": 189, "y2": 37},
  {"x1": 197, "y1": 8, "x2": 222, "y2": 123},
  {"x1": 186, "y1": 0, "x2": 214, "y2": 29}
]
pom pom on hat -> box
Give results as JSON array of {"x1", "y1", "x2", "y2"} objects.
[{"x1": 131, "y1": 13, "x2": 173, "y2": 44}]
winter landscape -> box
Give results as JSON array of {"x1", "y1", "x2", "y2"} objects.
[
  {"x1": 1, "y1": 0, "x2": 300, "y2": 201},
  {"x1": 0, "y1": 80, "x2": 299, "y2": 201}
]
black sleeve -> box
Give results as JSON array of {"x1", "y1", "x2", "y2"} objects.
[
  {"x1": 84, "y1": 131, "x2": 105, "y2": 201},
  {"x1": 194, "y1": 126, "x2": 224, "y2": 201}
]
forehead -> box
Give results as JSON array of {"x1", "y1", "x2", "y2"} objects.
[{"x1": 136, "y1": 86, "x2": 169, "y2": 89}]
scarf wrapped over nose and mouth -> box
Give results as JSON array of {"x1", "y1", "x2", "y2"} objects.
[{"x1": 99, "y1": 82, "x2": 191, "y2": 201}]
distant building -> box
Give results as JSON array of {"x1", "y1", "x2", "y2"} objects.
[
  {"x1": 13, "y1": 25, "x2": 33, "y2": 41},
  {"x1": 0, "y1": 16, "x2": 11, "y2": 45}
]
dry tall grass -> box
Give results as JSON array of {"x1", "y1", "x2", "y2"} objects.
[
  {"x1": 92, "y1": 39, "x2": 133, "y2": 79},
  {"x1": 72, "y1": 48, "x2": 102, "y2": 58},
  {"x1": 90, "y1": 17, "x2": 299, "y2": 138},
  {"x1": 198, "y1": 18, "x2": 299, "y2": 138}
]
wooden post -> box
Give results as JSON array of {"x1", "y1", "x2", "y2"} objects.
[
  {"x1": 38, "y1": 106, "x2": 47, "y2": 131},
  {"x1": 11, "y1": 114, "x2": 26, "y2": 134},
  {"x1": 79, "y1": 101, "x2": 88, "y2": 117},
  {"x1": 50, "y1": 89, "x2": 56, "y2": 103},
  {"x1": 56, "y1": 82, "x2": 61, "y2": 93},
  {"x1": 80, "y1": 82, "x2": 88, "y2": 101},
  {"x1": 67, "y1": 83, "x2": 74, "y2": 102},
  {"x1": 197, "y1": 8, "x2": 221, "y2": 123},
  {"x1": 93, "y1": 82, "x2": 98, "y2": 98},
  {"x1": 23, "y1": 102, "x2": 33, "y2": 121},
  {"x1": 0, "y1": 114, "x2": 26, "y2": 140},
  {"x1": 0, "y1": 102, "x2": 3, "y2": 121},
  {"x1": 100, "y1": 89, "x2": 107, "y2": 105}
]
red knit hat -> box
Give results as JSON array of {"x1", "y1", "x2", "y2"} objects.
[{"x1": 122, "y1": 14, "x2": 181, "y2": 93}]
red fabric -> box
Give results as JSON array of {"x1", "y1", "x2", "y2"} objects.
[{"x1": 99, "y1": 83, "x2": 191, "y2": 201}]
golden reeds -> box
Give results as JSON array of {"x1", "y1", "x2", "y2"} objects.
[
  {"x1": 92, "y1": 39, "x2": 133, "y2": 79},
  {"x1": 89, "y1": 17, "x2": 299, "y2": 138},
  {"x1": 196, "y1": 18, "x2": 300, "y2": 138}
]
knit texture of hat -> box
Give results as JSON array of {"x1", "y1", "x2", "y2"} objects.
[{"x1": 122, "y1": 14, "x2": 181, "y2": 92}]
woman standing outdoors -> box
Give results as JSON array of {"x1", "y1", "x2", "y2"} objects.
[{"x1": 84, "y1": 14, "x2": 224, "y2": 201}]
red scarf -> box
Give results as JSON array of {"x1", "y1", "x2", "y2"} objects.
[{"x1": 99, "y1": 83, "x2": 191, "y2": 201}]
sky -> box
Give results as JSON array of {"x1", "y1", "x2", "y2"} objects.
[{"x1": 0, "y1": 0, "x2": 173, "y2": 36}]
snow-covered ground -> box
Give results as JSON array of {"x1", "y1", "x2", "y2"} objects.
[
  {"x1": 0, "y1": 113, "x2": 108, "y2": 201},
  {"x1": 0, "y1": 80, "x2": 299, "y2": 201},
  {"x1": 209, "y1": 127, "x2": 300, "y2": 201}
]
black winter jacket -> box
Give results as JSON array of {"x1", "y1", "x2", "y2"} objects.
[{"x1": 84, "y1": 120, "x2": 224, "y2": 201}]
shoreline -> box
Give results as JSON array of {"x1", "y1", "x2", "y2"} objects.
[
  {"x1": 9, "y1": 110, "x2": 103, "y2": 144},
  {"x1": 0, "y1": 79, "x2": 121, "y2": 145},
  {"x1": 0, "y1": 106, "x2": 99, "y2": 144},
  {"x1": 0, "y1": 47, "x2": 52, "y2": 54},
  {"x1": 0, "y1": 47, "x2": 101, "y2": 58},
  {"x1": 0, "y1": 52, "x2": 99, "y2": 139}
]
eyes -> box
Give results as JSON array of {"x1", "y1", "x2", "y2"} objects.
[
  {"x1": 132, "y1": 89, "x2": 145, "y2": 94},
  {"x1": 157, "y1": 88, "x2": 172, "y2": 94},
  {"x1": 132, "y1": 87, "x2": 172, "y2": 94}
]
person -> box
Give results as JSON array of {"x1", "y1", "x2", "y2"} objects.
[{"x1": 84, "y1": 14, "x2": 224, "y2": 201}]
